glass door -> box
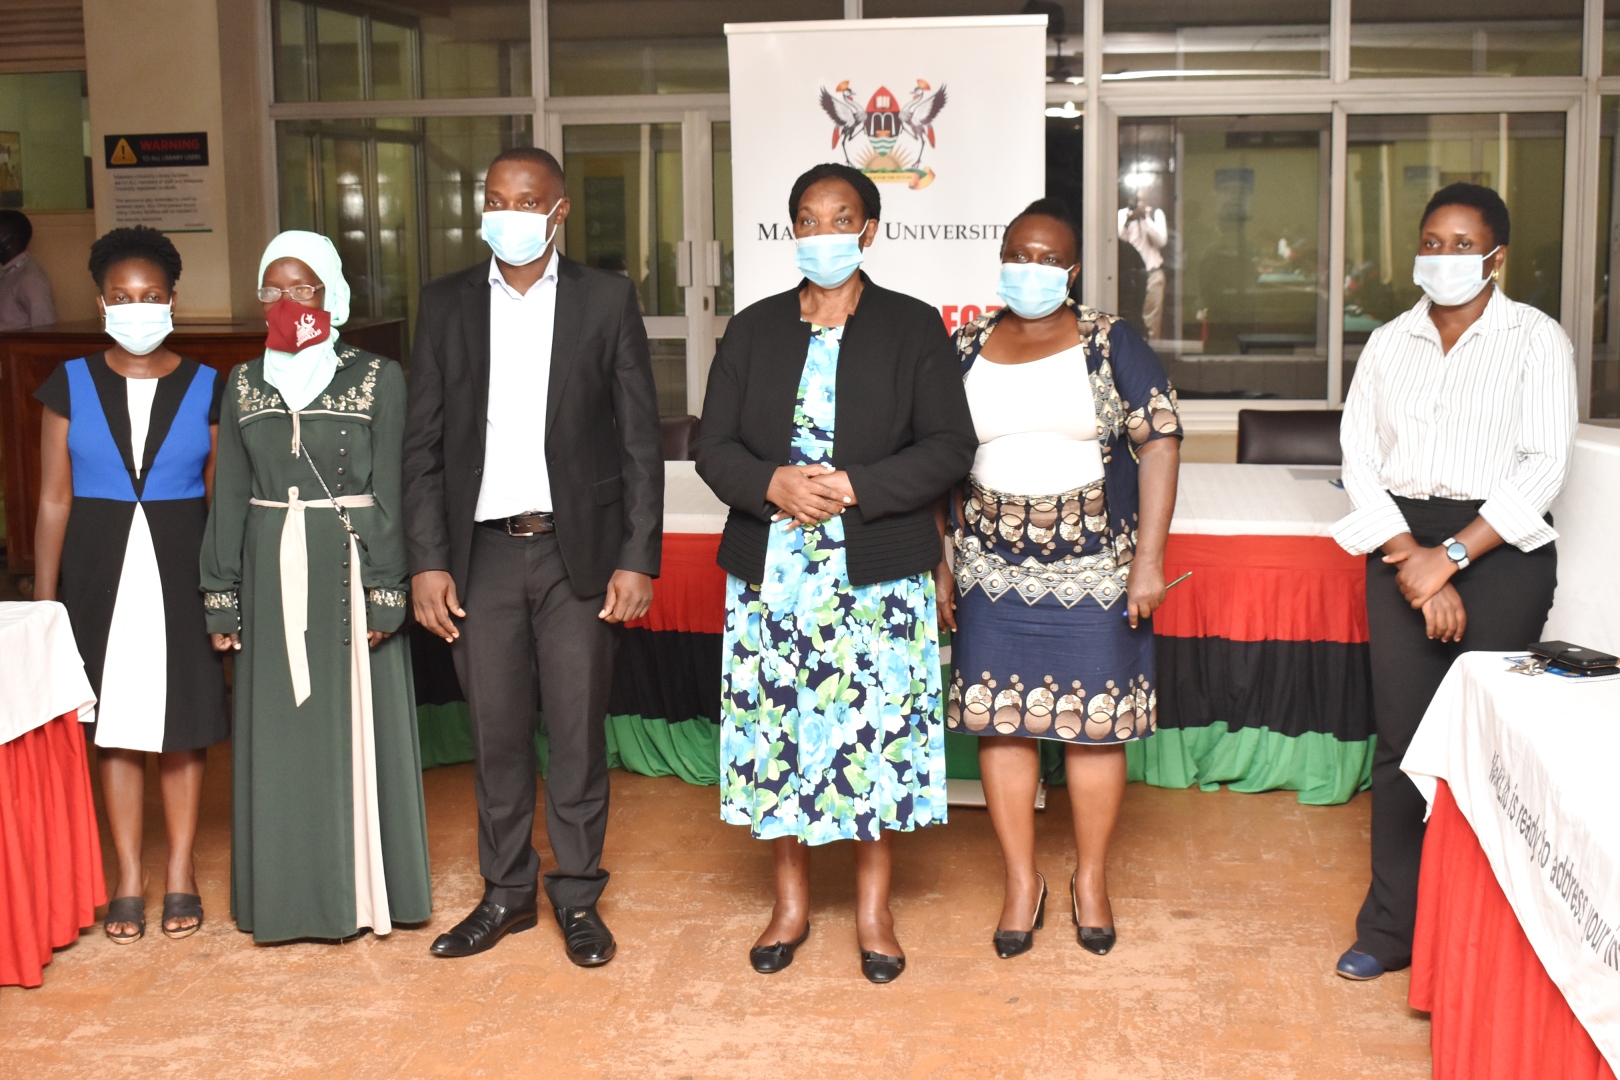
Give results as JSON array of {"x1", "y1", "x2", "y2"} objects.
[{"x1": 558, "y1": 109, "x2": 729, "y2": 418}]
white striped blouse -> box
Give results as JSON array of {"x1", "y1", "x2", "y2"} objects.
[{"x1": 1333, "y1": 286, "x2": 1578, "y2": 556}]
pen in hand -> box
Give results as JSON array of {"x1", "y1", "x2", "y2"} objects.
[{"x1": 1122, "y1": 570, "x2": 1192, "y2": 618}]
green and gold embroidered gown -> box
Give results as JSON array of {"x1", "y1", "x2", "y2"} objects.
[{"x1": 201, "y1": 344, "x2": 432, "y2": 943}]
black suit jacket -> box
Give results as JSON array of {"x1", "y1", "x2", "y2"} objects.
[
  {"x1": 402, "y1": 255, "x2": 663, "y2": 597},
  {"x1": 694, "y1": 275, "x2": 976, "y2": 587}
]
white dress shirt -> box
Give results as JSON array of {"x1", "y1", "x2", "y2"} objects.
[
  {"x1": 1117, "y1": 207, "x2": 1168, "y2": 272},
  {"x1": 1333, "y1": 286, "x2": 1577, "y2": 556},
  {"x1": 475, "y1": 252, "x2": 559, "y2": 520}
]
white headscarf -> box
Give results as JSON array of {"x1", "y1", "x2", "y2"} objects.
[{"x1": 258, "y1": 230, "x2": 350, "y2": 411}]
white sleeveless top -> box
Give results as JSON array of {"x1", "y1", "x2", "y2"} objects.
[{"x1": 965, "y1": 343, "x2": 1104, "y2": 496}]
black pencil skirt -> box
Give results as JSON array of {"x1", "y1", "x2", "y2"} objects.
[{"x1": 1353, "y1": 495, "x2": 1556, "y2": 968}]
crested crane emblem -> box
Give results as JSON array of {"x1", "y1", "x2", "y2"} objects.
[{"x1": 818, "y1": 79, "x2": 947, "y2": 190}]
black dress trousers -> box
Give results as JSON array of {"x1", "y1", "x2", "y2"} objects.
[
  {"x1": 1354, "y1": 495, "x2": 1556, "y2": 968},
  {"x1": 451, "y1": 525, "x2": 617, "y2": 910}
]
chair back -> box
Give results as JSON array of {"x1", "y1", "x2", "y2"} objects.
[
  {"x1": 1235, "y1": 409, "x2": 1343, "y2": 466},
  {"x1": 660, "y1": 415, "x2": 701, "y2": 461}
]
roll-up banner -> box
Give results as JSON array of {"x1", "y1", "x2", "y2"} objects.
[{"x1": 725, "y1": 16, "x2": 1047, "y2": 333}]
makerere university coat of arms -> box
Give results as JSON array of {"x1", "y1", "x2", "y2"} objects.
[{"x1": 819, "y1": 79, "x2": 947, "y2": 190}]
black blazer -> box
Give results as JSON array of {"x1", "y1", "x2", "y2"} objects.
[
  {"x1": 402, "y1": 255, "x2": 663, "y2": 597},
  {"x1": 694, "y1": 275, "x2": 976, "y2": 587}
]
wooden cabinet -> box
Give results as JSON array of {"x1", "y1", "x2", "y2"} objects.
[{"x1": 0, "y1": 318, "x2": 404, "y2": 575}]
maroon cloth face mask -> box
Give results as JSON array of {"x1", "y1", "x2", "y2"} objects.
[{"x1": 264, "y1": 298, "x2": 333, "y2": 353}]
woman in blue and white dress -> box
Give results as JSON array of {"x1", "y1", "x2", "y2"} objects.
[
  {"x1": 33, "y1": 226, "x2": 228, "y2": 943},
  {"x1": 696, "y1": 163, "x2": 976, "y2": 983}
]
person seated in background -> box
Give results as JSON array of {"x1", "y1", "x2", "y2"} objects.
[
  {"x1": 32, "y1": 226, "x2": 228, "y2": 943},
  {"x1": 1117, "y1": 194, "x2": 1167, "y2": 339},
  {"x1": 0, "y1": 209, "x2": 57, "y2": 330},
  {"x1": 1331, "y1": 182, "x2": 1577, "y2": 982}
]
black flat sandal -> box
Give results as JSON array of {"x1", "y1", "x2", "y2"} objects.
[
  {"x1": 749, "y1": 923, "x2": 810, "y2": 974},
  {"x1": 161, "y1": 893, "x2": 203, "y2": 940},
  {"x1": 104, "y1": 896, "x2": 146, "y2": 945},
  {"x1": 1070, "y1": 870, "x2": 1116, "y2": 955},
  {"x1": 860, "y1": 950, "x2": 906, "y2": 984}
]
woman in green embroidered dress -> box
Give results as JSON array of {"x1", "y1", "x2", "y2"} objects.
[{"x1": 200, "y1": 231, "x2": 431, "y2": 943}]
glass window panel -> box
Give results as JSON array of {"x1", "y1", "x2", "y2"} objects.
[
  {"x1": 276, "y1": 114, "x2": 533, "y2": 335},
  {"x1": 548, "y1": 0, "x2": 840, "y2": 97},
  {"x1": 1343, "y1": 113, "x2": 1566, "y2": 396},
  {"x1": 273, "y1": 1, "x2": 532, "y2": 102},
  {"x1": 648, "y1": 338, "x2": 688, "y2": 416},
  {"x1": 562, "y1": 123, "x2": 685, "y2": 316},
  {"x1": 1351, "y1": 0, "x2": 1584, "y2": 78},
  {"x1": 1045, "y1": 112, "x2": 1083, "y2": 238},
  {"x1": 1104, "y1": 0, "x2": 1329, "y2": 82},
  {"x1": 314, "y1": 6, "x2": 365, "y2": 101},
  {"x1": 713, "y1": 121, "x2": 734, "y2": 316},
  {"x1": 1610, "y1": 0, "x2": 1620, "y2": 76},
  {"x1": 0, "y1": 72, "x2": 90, "y2": 210},
  {"x1": 1117, "y1": 115, "x2": 1329, "y2": 401},
  {"x1": 369, "y1": 18, "x2": 419, "y2": 101},
  {"x1": 274, "y1": 0, "x2": 312, "y2": 103},
  {"x1": 1594, "y1": 97, "x2": 1620, "y2": 419}
]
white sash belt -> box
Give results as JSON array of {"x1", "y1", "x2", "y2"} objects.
[
  {"x1": 249, "y1": 484, "x2": 391, "y2": 933},
  {"x1": 249, "y1": 486, "x2": 377, "y2": 706}
]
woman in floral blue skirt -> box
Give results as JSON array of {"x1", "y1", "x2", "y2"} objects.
[{"x1": 695, "y1": 164, "x2": 976, "y2": 983}]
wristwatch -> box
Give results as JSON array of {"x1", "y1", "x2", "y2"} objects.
[{"x1": 1441, "y1": 537, "x2": 1470, "y2": 571}]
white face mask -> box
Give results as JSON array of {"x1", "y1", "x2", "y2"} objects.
[
  {"x1": 480, "y1": 203, "x2": 561, "y2": 267},
  {"x1": 1412, "y1": 246, "x2": 1499, "y2": 308},
  {"x1": 101, "y1": 299, "x2": 174, "y2": 356}
]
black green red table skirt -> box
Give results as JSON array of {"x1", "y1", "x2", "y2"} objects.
[
  {"x1": 1411, "y1": 781, "x2": 1616, "y2": 1080},
  {"x1": 0, "y1": 713, "x2": 106, "y2": 988},
  {"x1": 413, "y1": 531, "x2": 1375, "y2": 804}
]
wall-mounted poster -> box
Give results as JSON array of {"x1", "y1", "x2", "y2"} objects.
[
  {"x1": 0, "y1": 132, "x2": 21, "y2": 208},
  {"x1": 102, "y1": 132, "x2": 213, "y2": 232},
  {"x1": 726, "y1": 16, "x2": 1045, "y2": 332}
]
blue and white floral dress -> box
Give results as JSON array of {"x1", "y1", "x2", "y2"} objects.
[{"x1": 719, "y1": 325, "x2": 947, "y2": 845}]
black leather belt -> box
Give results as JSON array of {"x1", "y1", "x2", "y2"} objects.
[{"x1": 478, "y1": 511, "x2": 555, "y2": 537}]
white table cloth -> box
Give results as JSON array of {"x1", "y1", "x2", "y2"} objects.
[
  {"x1": 1169, "y1": 462, "x2": 1349, "y2": 535},
  {"x1": 1403, "y1": 652, "x2": 1620, "y2": 1068},
  {"x1": 0, "y1": 601, "x2": 96, "y2": 745}
]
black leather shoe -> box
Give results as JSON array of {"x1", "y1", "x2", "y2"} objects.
[
  {"x1": 992, "y1": 873, "x2": 1047, "y2": 959},
  {"x1": 1070, "y1": 870, "x2": 1115, "y2": 955},
  {"x1": 750, "y1": 923, "x2": 811, "y2": 974},
  {"x1": 429, "y1": 899, "x2": 539, "y2": 958},
  {"x1": 860, "y1": 950, "x2": 906, "y2": 984},
  {"x1": 554, "y1": 904, "x2": 617, "y2": 967}
]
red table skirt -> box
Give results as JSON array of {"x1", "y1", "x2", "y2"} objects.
[
  {"x1": 1411, "y1": 781, "x2": 1616, "y2": 1080},
  {"x1": 0, "y1": 713, "x2": 106, "y2": 989}
]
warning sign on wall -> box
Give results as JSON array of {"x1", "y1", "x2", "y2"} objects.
[{"x1": 103, "y1": 132, "x2": 213, "y2": 233}]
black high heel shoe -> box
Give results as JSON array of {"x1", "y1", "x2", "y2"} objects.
[
  {"x1": 1070, "y1": 870, "x2": 1116, "y2": 955},
  {"x1": 750, "y1": 922, "x2": 810, "y2": 974},
  {"x1": 992, "y1": 872, "x2": 1047, "y2": 959}
]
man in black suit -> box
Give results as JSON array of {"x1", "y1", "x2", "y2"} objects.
[{"x1": 403, "y1": 147, "x2": 662, "y2": 966}]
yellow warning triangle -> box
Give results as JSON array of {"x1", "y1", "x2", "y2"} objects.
[{"x1": 110, "y1": 138, "x2": 137, "y2": 165}]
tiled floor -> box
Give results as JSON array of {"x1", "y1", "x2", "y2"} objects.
[{"x1": 1, "y1": 748, "x2": 1432, "y2": 1078}]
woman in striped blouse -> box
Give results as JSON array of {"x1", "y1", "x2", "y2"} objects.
[{"x1": 1331, "y1": 182, "x2": 1577, "y2": 981}]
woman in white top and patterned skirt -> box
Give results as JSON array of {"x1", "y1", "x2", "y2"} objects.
[
  {"x1": 1332, "y1": 183, "x2": 1576, "y2": 981},
  {"x1": 944, "y1": 199, "x2": 1182, "y2": 959},
  {"x1": 33, "y1": 227, "x2": 229, "y2": 943}
]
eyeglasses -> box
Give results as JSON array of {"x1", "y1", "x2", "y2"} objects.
[{"x1": 257, "y1": 284, "x2": 325, "y2": 303}]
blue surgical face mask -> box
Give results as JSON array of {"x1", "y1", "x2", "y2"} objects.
[
  {"x1": 1412, "y1": 246, "x2": 1499, "y2": 307},
  {"x1": 996, "y1": 261, "x2": 1074, "y2": 319},
  {"x1": 101, "y1": 299, "x2": 174, "y2": 356},
  {"x1": 480, "y1": 203, "x2": 561, "y2": 266},
  {"x1": 795, "y1": 232, "x2": 865, "y2": 289}
]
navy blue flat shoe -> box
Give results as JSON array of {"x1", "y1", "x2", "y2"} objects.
[{"x1": 1335, "y1": 948, "x2": 1385, "y2": 980}]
